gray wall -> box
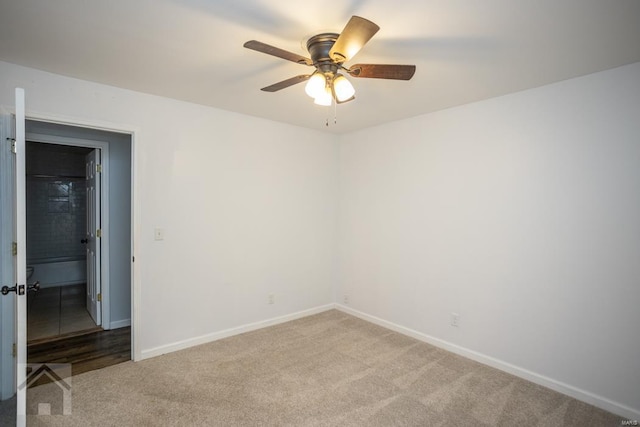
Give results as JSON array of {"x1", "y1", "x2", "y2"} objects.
[
  {"x1": 26, "y1": 120, "x2": 132, "y2": 326},
  {"x1": 26, "y1": 142, "x2": 90, "y2": 262}
]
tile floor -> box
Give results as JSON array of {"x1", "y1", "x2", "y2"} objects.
[{"x1": 27, "y1": 283, "x2": 99, "y2": 342}]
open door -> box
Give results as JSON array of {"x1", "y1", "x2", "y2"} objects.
[
  {"x1": 85, "y1": 149, "x2": 101, "y2": 326},
  {"x1": 0, "y1": 88, "x2": 28, "y2": 426},
  {"x1": 14, "y1": 87, "x2": 27, "y2": 427}
]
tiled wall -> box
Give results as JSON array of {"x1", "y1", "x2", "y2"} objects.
[{"x1": 26, "y1": 142, "x2": 93, "y2": 262}]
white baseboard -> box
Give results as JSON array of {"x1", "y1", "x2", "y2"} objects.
[
  {"x1": 109, "y1": 318, "x2": 131, "y2": 329},
  {"x1": 140, "y1": 304, "x2": 335, "y2": 361},
  {"x1": 335, "y1": 304, "x2": 640, "y2": 421}
]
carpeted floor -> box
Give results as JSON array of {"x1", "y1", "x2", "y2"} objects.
[{"x1": 17, "y1": 310, "x2": 624, "y2": 425}]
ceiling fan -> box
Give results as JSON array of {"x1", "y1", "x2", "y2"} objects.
[{"x1": 243, "y1": 16, "x2": 416, "y2": 106}]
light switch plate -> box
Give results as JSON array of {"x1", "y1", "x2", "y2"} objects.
[{"x1": 154, "y1": 228, "x2": 164, "y2": 241}]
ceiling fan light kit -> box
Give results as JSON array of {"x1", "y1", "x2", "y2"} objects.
[
  {"x1": 314, "y1": 85, "x2": 333, "y2": 106},
  {"x1": 332, "y1": 74, "x2": 356, "y2": 102},
  {"x1": 305, "y1": 72, "x2": 355, "y2": 104},
  {"x1": 244, "y1": 16, "x2": 416, "y2": 109},
  {"x1": 305, "y1": 72, "x2": 326, "y2": 98}
]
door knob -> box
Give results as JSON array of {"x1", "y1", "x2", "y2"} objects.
[
  {"x1": 1, "y1": 285, "x2": 16, "y2": 295},
  {"x1": 2, "y1": 281, "x2": 39, "y2": 295},
  {"x1": 81, "y1": 238, "x2": 88, "y2": 244},
  {"x1": 1, "y1": 284, "x2": 25, "y2": 295}
]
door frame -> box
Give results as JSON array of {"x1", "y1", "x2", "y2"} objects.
[
  {"x1": 23, "y1": 113, "x2": 139, "y2": 360},
  {"x1": 0, "y1": 109, "x2": 139, "y2": 400},
  {"x1": 26, "y1": 133, "x2": 110, "y2": 328}
]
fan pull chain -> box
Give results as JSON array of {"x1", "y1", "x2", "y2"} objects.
[{"x1": 323, "y1": 99, "x2": 338, "y2": 127}]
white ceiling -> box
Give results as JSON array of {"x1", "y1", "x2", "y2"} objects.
[{"x1": 1, "y1": 0, "x2": 639, "y2": 134}]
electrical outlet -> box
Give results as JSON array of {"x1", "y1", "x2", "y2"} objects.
[
  {"x1": 343, "y1": 294, "x2": 349, "y2": 304},
  {"x1": 268, "y1": 294, "x2": 275, "y2": 305},
  {"x1": 451, "y1": 312, "x2": 460, "y2": 327}
]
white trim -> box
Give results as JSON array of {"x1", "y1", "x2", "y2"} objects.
[
  {"x1": 140, "y1": 304, "x2": 336, "y2": 360},
  {"x1": 335, "y1": 304, "x2": 640, "y2": 420},
  {"x1": 130, "y1": 129, "x2": 139, "y2": 361},
  {"x1": 109, "y1": 318, "x2": 131, "y2": 329},
  {"x1": 15, "y1": 87, "x2": 27, "y2": 426},
  {"x1": 25, "y1": 132, "x2": 111, "y2": 329},
  {"x1": 25, "y1": 112, "x2": 138, "y2": 137}
]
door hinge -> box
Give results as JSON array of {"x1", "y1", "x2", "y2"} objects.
[
  {"x1": 96, "y1": 229, "x2": 102, "y2": 238},
  {"x1": 7, "y1": 138, "x2": 16, "y2": 154},
  {"x1": 96, "y1": 163, "x2": 102, "y2": 173},
  {"x1": 12, "y1": 241, "x2": 17, "y2": 256},
  {"x1": 12, "y1": 343, "x2": 16, "y2": 358},
  {"x1": 97, "y1": 293, "x2": 102, "y2": 302}
]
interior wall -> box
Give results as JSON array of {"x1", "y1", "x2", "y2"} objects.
[
  {"x1": 2, "y1": 57, "x2": 637, "y2": 416},
  {"x1": 0, "y1": 60, "x2": 338, "y2": 355},
  {"x1": 106, "y1": 131, "x2": 132, "y2": 325},
  {"x1": 337, "y1": 62, "x2": 640, "y2": 415},
  {"x1": 25, "y1": 120, "x2": 132, "y2": 325}
]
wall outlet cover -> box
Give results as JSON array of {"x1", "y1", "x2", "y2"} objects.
[{"x1": 451, "y1": 312, "x2": 460, "y2": 327}]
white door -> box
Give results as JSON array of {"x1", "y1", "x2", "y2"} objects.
[
  {"x1": 85, "y1": 150, "x2": 101, "y2": 326},
  {"x1": 12, "y1": 88, "x2": 27, "y2": 426}
]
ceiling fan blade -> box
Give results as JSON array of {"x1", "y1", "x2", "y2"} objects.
[
  {"x1": 260, "y1": 75, "x2": 311, "y2": 92},
  {"x1": 329, "y1": 16, "x2": 380, "y2": 63},
  {"x1": 244, "y1": 40, "x2": 313, "y2": 66},
  {"x1": 347, "y1": 64, "x2": 416, "y2": 80}
]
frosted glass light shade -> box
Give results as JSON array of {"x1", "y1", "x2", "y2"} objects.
[
  {"x1": 305, "y1": 73, "x2": 326, "y2": 98},
  {"x1": 314, "y1": 87, "x2": 332, "y2": 106},
  {"x1": 333, "y1": 75, "x2": 355, "y2": 102}
]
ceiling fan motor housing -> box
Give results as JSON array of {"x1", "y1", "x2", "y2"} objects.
[{"x1": 307, "y1": 33, "x2": 341, "y2": 76}]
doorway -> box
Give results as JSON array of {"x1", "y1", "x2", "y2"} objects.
[
  {"x1": 25, "y1": 141, "x2": 99, "y2": 342},
  {"x1": 0, "y1": 106, "x2": 136, "y2": 423},
  {"x1": 23, "y1": 119, "x2": 132, "y2": 357}
]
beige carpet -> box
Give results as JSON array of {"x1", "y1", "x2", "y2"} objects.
[{"x1": 20, "y1": 310, "x2": 623, "y2": 426}]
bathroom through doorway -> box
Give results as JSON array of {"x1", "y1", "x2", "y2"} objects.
[{"x1": 24, "y1": 120, "x2": 132, "y2": 344}]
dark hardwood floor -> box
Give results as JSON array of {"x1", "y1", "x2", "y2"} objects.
[{"x1": 27, "y1": 327, "x2": 131, "y2": 386}]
